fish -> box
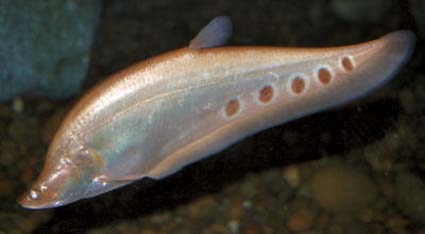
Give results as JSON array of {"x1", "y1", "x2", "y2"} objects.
[{"x1": 18, "y1": 16, "x2": 415, "y2": 209}]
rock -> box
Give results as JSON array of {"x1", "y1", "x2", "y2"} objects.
[
  {"x1": 261, "y1": 170, "x2": 293, "y2": 201},
  {"x1": 0, "y1": 0, "x2": 101, "y2": 101},
  {"x1": 376, "y1": 175, "x2": 396, "y2": 202},
  {"x1": 385, "y1": 215, "x2": 409, "y2": 231},
  {"x1": 240, "y1": 174, "x2": 261, "y2": 199},
  {"x1": 331, "y1": 0, "x2": 393, "y2": 23},
  {"x1": 140, "y1": 229, "x2": 157, "y2": 234},
  {"x1": 188, "y1": 195, "x2": 216, "y2": 218},
  {"x1": 314, "y1": 213, "x2": 330, "y2": 230},
  {"x1": 228, "y1": 202, "x2": 243, "y2": 220},
  {"x1": 411, "y1": 0, "x2": 425, "y2": 37},
  {"x1": 311, "y1": 165, "x2": 378, "y2": 213},
  {"x1": 149, "y1": 211, "x2": 171, "y2": 224},
  {"x1": 395, "y1": 172, "x2": 425, "y2": 222}
]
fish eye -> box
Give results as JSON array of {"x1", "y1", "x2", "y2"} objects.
[{"x1": 29, "y1": 189, "x2": 40, "y2": 200}]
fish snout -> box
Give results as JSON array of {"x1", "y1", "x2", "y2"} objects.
[
  {"x1": 18, "y1": 160, "x2": 82, "y2": 209},
  {"x1": 18, "y1": 186, "x2": 65, "y2": 209}
]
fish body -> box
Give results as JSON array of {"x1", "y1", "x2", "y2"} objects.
[{"x1": 19, "y1": 17, "x2": 415, "y2": 209}]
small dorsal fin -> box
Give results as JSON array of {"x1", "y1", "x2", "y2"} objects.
[{"x1": 189, "y1": 16, "x2": 233, "y2": 50}]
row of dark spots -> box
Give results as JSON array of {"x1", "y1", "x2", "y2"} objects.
[{"x1": 223, "y1": 56, "x2": 354, "y2": 118}]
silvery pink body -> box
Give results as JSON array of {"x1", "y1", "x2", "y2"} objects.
[{"x1": 18, "y1": 17, "x2": 415, "y2": 209}]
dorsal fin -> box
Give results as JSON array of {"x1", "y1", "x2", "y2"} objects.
[{"x1": 189, "y1": 16, "x2": 233, "y2": 50}]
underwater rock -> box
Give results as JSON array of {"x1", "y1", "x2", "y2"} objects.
[
  {"x1": 0, "y1": 0, "x2": 101, "y2": 101},
  {"x1": 395, "y1": 172, "x2": 425, "y2": 222},
  {"x1": 311, "y1": 165, "x2": 378, "y2": 213},
  {"x1": 411, "y1": 0, "x2": 425, "y2": 37},
  {"x1": 331, "y1": 0, "x2": 392, "y2": 23}
]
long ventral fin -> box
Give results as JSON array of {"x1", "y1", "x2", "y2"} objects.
[
  {"x1": 189, "y1": 16, "x2": 233, "y2": 49},
  {"x1": 99, "y1": 174, "x2": 146, "y2": 183}
]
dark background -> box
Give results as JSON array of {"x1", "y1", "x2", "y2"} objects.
[{"x1": 0, "y1": 0, "x2": 423, "y2": 233}]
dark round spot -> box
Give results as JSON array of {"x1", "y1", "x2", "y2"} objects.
[
  {"x1": 341, "y1": 56, "x2": 354, "y2": 72},
  {"x1": 225, "y1": 99, "x2": 240, "y2": 117},
  {"x1": 259, "y1": 85, "x2": 274, "y2": 103},
  {"x1": 291, "y1": 77, "x2": 305, "y2": 94},
  {"x1": 318, "y1": 67, "x2": 332, "y2": 84}
]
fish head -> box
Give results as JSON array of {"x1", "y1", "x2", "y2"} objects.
[{"x1": 18, "y1": 144, "x2": 104, "y2": 209}]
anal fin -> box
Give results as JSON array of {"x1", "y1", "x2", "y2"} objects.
[{"x1": 96, "y1": 174, "x2": 147, "y2": 183}]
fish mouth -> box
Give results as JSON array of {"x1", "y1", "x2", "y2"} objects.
[
  {"x1": 19, "y1": 200, "x2": 65, "y2": 209},
  {"x1": 17, "y1": 190, "x2": 66, "y2": 209},
  {"x1": 18, "y1": 198, "x2": 65, "y2": 209}
]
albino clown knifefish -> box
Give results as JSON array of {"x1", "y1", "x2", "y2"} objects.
[{"x1": 19, "y1": 16, "x2": 415, "y2": 209}]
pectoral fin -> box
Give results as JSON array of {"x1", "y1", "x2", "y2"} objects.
[{"x1": 189, "y1": 16, "x2": 233, "y2": 49}]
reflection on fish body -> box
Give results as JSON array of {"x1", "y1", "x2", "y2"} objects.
[{"x1": 18, "y1": 16, "x2": 415, "y2": 209}]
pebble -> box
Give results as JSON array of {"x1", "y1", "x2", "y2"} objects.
[
  {"x1": 262, "y1": 170, "x2": 292, "y2": 200},
  {"x1": 140, "y1": 229, "x2": 156, "y2": 234},
  {"x1": 242, "y1": 200, "x2": 252, "y2": 210},
  {"x1": 395, "y1": 172, "x2": 425, "y2": 222},
  {"x1": 12, "y1": 97, "x2": 24, "y2": 113},
  {"x1": 149, "y1": 211, "x2": 171, "y2": 224},
  {"x1": 287, "y1": 206, "x2": 315, "y2": 232},
  {"x1": 240, "y1": 224, "x2": 266, "y2": 234},
  {"x1": 357, "y1": 208, "x2": 377, "y2": 223},
  {"x1": 311, "y1": 165, "x2": 378, "y2": 213},
  {"x1": 314, "y1": 213, "x2": 330, "y2": 230},
  {"x1": 228, "y1": 202, "x2": 243, "y2": 220},
  {"x1": 345, "y1": 220, "x2": 369, "y2": 234},
  {"x1": 376, "y1": 176, "x2": 396, "y2": 202},
  {"x1": 385, "y1": 215, "x2": 409, "y2": 230},
  {"x1": 240, "y1": 174, "x2": 261, "y2": 199},
  {"x1": 227, "y1": 220, "x2": 240, "y2": 234},
  {"x1": 204, "y1": 224, "x2": 227, "y2": 234},
  {"x1": 188, "y1": 195, "x2": 216, "y2": 218},
  {"x1": 283, "y1": 165, "x2": 301, "y2": 188}
]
